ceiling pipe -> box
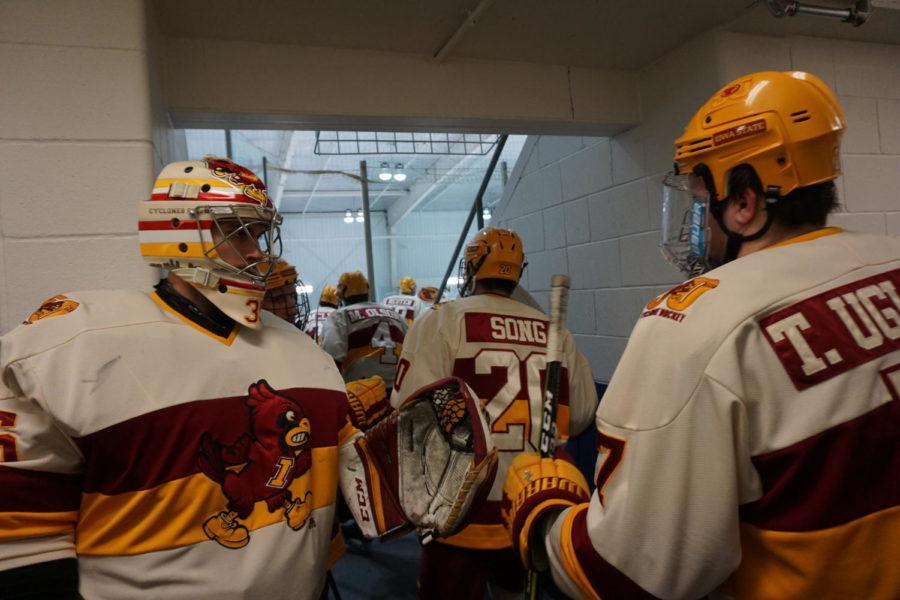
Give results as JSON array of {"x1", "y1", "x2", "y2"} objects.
[
  {"x1": 765, "y1": 0, "x2": 870, "y2": 26},
  {"x1": 432, "y1": 0, "x2": 498, "y2": 62}
]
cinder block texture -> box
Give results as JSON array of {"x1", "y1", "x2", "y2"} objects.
[
  {"x1": 0, "y1": 0, "x2": 146, "y2": 50},
  {"x1": 0, "y1": 143, "x2": 154, "y2": 238},
  {"x1": 567, "y1": 240, "x2": 620, "y2": 290},
  {"x1": 573, "y1": 335, "x2": 628, "y2": 383},
  {"x1": 0, "y1": 44, "x2": 152, "y2": 141},
  {"x1": 611, "y1": 126, "x2": 645, "y2": 185},
  {"x1": 595, "y1": 288, "x2": 655, "y2": 338},
  {"x1": 790, "y1": 36, "x2": 836, "y2": 90},
  {"x1": 542, "y1": 205, "x2": 566, "y2": 250},
  {"x1": 0, "y1": 239, "x2": 7, "y2": 334},
  {"x1": 525, "y1": 248, "x2": 567, "y2": 292},
  {"x1": 834, "y1": 40, "x2": 900, "y2": 100},
  {"x1": 827, "y1": 212, "x2": 886, "y2": 234},
  {"x1": 839, "y1": 96, "x2": 880, "y2": 154},
  {"x1": 714, "y1": 31, "x2": 791, "y2": 84},
  {"x1": 879, "y1": 99, "x2": 900, "y2": 155},
  {"x1": 887, "y1": 213, "x2": 900, "y2": 237},
  {"x1": 516, "y1": 164, "x2": 563, "y2": 216},
  {"x1": 4, "y1": 237, "x2": 158, "y2": 328},
  {"x1": 588, "y1": 181, "x2": 650, "y2": 241},
  {"x1": 567, "y1": 290, "x2": 596, "y2": 335},
  {"x1": 538, "y1": 137, "x2": 584, "y2": 168},
  {"x1": 620, "y1": 232, "x2": 683, "y2": 287},
  {"x1": 842, "y1": 155, "x2": 900, "y2": 213},
  {"x1": 563, "y1": 198, "x2": 591, "y2": 245},
  {"x1": 509, "y1": 212, "x2": 544, "y2": 254},
  {"x1": 561, "y1": 142, "x2": 612, "y2": 202}
]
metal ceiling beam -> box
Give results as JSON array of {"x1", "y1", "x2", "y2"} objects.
[
  {"x1": 432, "y1": 0, "x2": 498, "y2": 62},
  {"x1": 271, "y1": 130, "x2": 302, "y2": 210},
  {"x1": 387, "y1": 154, "x2": 482, "y2": 228},
  {"x1": 282, "y1": 189, "x2": 406, "y2": 198}
]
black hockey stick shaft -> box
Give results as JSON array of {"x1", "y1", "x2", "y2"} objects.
[{"x1": 525, "y1": 274, "x2": 570, "y2": 600}]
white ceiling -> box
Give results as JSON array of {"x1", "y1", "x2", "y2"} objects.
[{"x1": 153, "y1": 0, "x2": 900, "y2": 71}]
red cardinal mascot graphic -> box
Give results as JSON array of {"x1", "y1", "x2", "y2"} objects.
[{"x1": 198, "y1": 380, "x2": 314, "y2": 549}]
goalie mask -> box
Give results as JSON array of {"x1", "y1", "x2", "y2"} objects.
[
  {"x1": 340, "y1": 377, "x2": 498, "y2": 541},
  {"x1": 139, "y1": 158, "x2": 283, "y2": 328}
]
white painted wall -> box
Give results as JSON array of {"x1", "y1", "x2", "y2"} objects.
[
  {"x1": 494, "y1": 32, "x2": 900, "y2": 382},
  {"x1": 0, "y1": 0, "x2": 185, "y2": 333}
]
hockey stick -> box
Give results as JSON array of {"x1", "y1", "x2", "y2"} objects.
[{"x1": 524, "y1": 274, "x2": 570, "y2": 600}]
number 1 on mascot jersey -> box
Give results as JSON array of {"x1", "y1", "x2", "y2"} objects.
[{"x1": 525, "y1": 274, "x2": 570, "y2": 599}]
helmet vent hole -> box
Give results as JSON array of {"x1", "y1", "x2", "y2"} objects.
[
  {"x1": 178, "y1": 242, "x2": 188, "y2": 252},
  {"x1": 792, "y1": 115, "x2": 811, "y2": 123},
  {"x1": 170, "y1": 218, "x2": 181, "y2": 228},
  {"x1": 777, "y1": 157, "x2": 787, "y2": 166},
  {"x1": 704, "y1": 115, "x2": 712, "y2": 124},
  {"x1": 201, "y1": 184, "x2": 211, "y2": 192},
  {"x1": 790, "y1": 109, "x2": 811, "y2": 123},
  {"x1": 184, "y1": 166, "x2": 193, "y2": 173},
  {"x1": 218, "y1": 284, "x2": 228, "y2": 293}
]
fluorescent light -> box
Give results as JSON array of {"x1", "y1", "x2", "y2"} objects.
[
  {"x1": 393, "y1": 172, "x2": 407, "y2": 182},
  {"x1": 483, "y1": 208, "x2": 492, "y2": 221},
  {"x1": 296, "y1": 284, "x2": 314, "y2": 295},
  {"x1": 343, "y1": 209, "x2": 354, "y2": 224},
  {"x1": 378, "y1": 172, "x2": 392, "y2": 181},
  {"x1": 355, "y1": 210, "x2": 365, "y2": 223}
]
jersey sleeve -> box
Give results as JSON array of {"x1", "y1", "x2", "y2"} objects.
[
  {"x1": 390, "y1": 308, "x2": 452, "y2": 408},
  {"x1": 320, "y1": 311, "x2": 348, "y2": 364},
  {"x1": 541, "y1": 373, "x2": 751, "y2": 600},
  {"x1": 0, "y1": 371, "x2": 83, "y2": 573}
]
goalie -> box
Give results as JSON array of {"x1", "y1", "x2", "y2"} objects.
[{"x1": 0, "y1": 158, "x2": 496, "y2": 600}]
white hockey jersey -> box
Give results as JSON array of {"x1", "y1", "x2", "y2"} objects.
[
  {"x1": 382, "y1": 294, "x2": 425, "y2": 325},
  {"x1": 320, "y1": 302, "x2": 408, "y2": 388},
  {"x1": 393, "y1": 293, "x2": 598, "y2": 549},
  {"x1": 304, "y1": 305, "x2": 336, "y2": 344},
  {"x1": 543, "y1": 228, "x2": 900, "y2": 600},
  {"x1": 0, "y1": 290, "x2": 353, "y2": 599}
]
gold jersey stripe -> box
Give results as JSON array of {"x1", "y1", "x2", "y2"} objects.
[
  {"x1": 438, "y1": 522, "x2": 509, "y2": 549},
  {"x1": 0, "y1": 510, "x2": 78, "y2": 540},
  {"x1": 558, "y1": 504, "x2": 603, "y2": 600},
  {"x1": 728, "y1": 505, "x2": 900, "y2": 600},
  {"x1": 76, "y1": 446, "x2": 338, "y2": 556},
  {"x1": 149, "y1": 292, "x2": 239, "y2": 346}
]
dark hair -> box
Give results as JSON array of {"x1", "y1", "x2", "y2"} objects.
[
  {"x1": 344, "y1": 293, "x2": 369, "y2": 305},
  {"x1": 726, "y1": 164, "x2": 839, "y2": 229},
  {"x1": 478, "y1": 278, "x2": 517, "y2": 295}
]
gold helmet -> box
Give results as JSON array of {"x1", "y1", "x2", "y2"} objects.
[
  {"x1": 662, "y1": 71, "x2": 845, "y2": 276},
  {"x1": 399, "y1": 276, "x2": 417, "y2": 295},
  {"x1": 459, "y1": 227, "x2": 525, "y2": 297},
  {"x1": 337, "y1": 271, "x2": 370, "y2": 302},
  {"x1": 261, "y1": 260, "x2": 310, "y2": 329},
  {"x1": 319, "y1": 285, "x2": 339, "y2": 308}
]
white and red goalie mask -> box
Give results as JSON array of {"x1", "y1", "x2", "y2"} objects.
[{"x1": 139, "y1": 157, "x2": 283, "y2": 328}]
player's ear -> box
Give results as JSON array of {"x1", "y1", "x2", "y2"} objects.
[{"x1": 732, "y1": 187, "x2": 763, "y2": 228}]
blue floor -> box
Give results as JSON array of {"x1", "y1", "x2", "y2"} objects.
[{"x1": 330, "y1": 533, "x2": 421, "y2": 599}]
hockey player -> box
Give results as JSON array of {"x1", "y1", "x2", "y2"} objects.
[
  {"x1": 502, "y1": 71, "x2": 900, "y2": 600},
  {"x1": 262, "y1": 259, "x2": 310, "y2": 330},
  {"x1": 0, "y1": 158, "x2": 496, "y2": 600},
  {"x1": 321, "y1": 271, "x2": 408, "y2": 388},
  {"x1": 304, "y1": 285, "x2": 339, "y2": 343},
  {"x1": 382, "y1": 276, "x2": 425, "y2": 325},
  {"x1": 392, "y1": 227, "x2": 598, "y2": 600}
]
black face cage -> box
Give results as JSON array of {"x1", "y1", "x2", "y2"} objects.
[
  {"x1": 262, "y1": 276, "x2": 311, "y2": 330},
  {"x1": 458, "y1": 253, "x2": 488, "y2": 298}
]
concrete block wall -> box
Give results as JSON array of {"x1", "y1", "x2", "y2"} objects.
[
  {"x1": 495, "y1": 31, "x2": 900, "y2": 382},
  {"x1": 0, "y1": 0, "x2": 185, "y2": 334}
]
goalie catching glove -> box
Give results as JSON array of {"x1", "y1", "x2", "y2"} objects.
[
  {"x1": 501, "y1": 453, "x2": 590, "y2": 569},
  {"x1": 340, "y1": 377, "x2": 498, "y2": 541}
]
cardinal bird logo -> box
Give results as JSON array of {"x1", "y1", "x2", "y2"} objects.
[{"x1": 197, "y1": 380, "x2": 314, "y2": 549}]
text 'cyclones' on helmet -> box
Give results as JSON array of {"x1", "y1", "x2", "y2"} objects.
[
  {"x1": 399, "y1": 276, "x2": 416, "y2": 295},
  {"x1": 674, "y1": 71, "x2": 845, "y2": 201},
  {"x1": 338, "y1": 271, "x2": 369, "y2": 301},
  {"x1": 460, "y1": 227, "x2": 525, "y2": 296},
  {"x1": 138, "y1": 157, "x2": 282, "y2": 328}
]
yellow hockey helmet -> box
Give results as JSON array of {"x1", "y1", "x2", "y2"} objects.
[
  {"x1": 337, "y1": 271, "x2": 370, "y2": 301},
  {"x1": 262, "y1": 260, "x2": 310, "y2": 329},
  {"x1": 399, "y1": 276, "x2": 417, "y2": 295},
  {"x1": 460, "y1": 228, "x2": 524, "y2": 296},
  {"x1": 319, "y1": 285, "x2": 339, "y2": 308}
]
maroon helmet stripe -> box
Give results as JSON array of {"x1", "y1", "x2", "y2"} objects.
[
  {"x1": 740, "y1": 398, "x2": 900, "y2": 531},
  {"x1": 74, "y1": 387, "x2": 349, "y2": 495},
  {"x1": 0, "y1": 466, "x2": 83, "y2": 512},
  {"x1": 138, "y1": 220, "x2": 213, "y2": 231}
]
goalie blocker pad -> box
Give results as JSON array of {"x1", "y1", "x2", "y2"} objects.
[{"x1": 340, "y1": 377, "x2": 498, "y2": 540}]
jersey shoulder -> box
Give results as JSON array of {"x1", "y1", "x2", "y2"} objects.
[{"x1": 1, "y1": 289, "x2": 165, "y2": 365}]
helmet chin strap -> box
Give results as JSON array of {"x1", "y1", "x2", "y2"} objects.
[{"x1": 709, "y1": 187, "x2": 779, "y2": 265}]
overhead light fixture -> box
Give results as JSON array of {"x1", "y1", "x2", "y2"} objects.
[
  {"x1": 343, "y1": 209, "x2": 354, "y2": 224},
  {"x1": 356, "y1": 209, "x2": 365, "y2": 223},
  {"x1": 296, "y1": 283, "x2": 314, "y2": 295},
  {"x1": 378, "y1": 162, "x2": 392, "y2": 182},
  {"x1": 392, "y1": 163, "x2": 407, "y2": 182},
  {"x1": 483, "y1": 207, "x2": 492, "y2": 221},
  {"x1": 765, "y1": 0, "x2": 870, "y2": 26}
]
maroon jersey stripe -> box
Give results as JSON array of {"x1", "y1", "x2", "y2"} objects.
[
  {"x1": 0, "y1": 466, "x2": 82, "y2": 512},
  {"x1": 570, "y1": 507, "x2": 660, "y2": 599},
  {"x1": 740, "y1": 399, "x2": 900, "y2": 531},
  {"x1": 464, "y1": 313, "x2": 549, "y2": 348},
  {"x1": 138, "y1": 220, "x2": 213, "y2": 230},
  {"x1": 74, "y1": 387, "x2": 348, "y2": 495}
]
